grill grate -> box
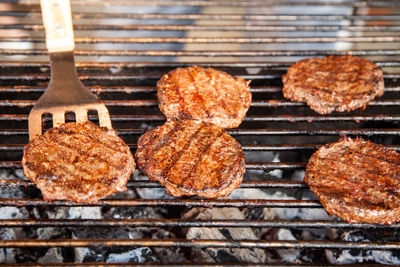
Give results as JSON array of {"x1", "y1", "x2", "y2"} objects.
[{"x1": 1, "y1": 0, "x2": 400, "y2": 265}]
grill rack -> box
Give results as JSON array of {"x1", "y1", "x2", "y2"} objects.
[{"x1": 1, "y1": 0, "x2": 400, "y2": 265}]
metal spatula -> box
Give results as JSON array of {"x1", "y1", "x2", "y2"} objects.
[{"x1": 28, "y1": 0, "x2": 111, "y2": 140}]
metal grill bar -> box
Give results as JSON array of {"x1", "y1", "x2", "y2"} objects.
[
  {"x1": 1, "y1": 85, "x2": 400, "y2": 93},
  {"x1": 2, "y1": 61, "x2": 400, "y2": 69},
  {"x1": 2, "y1": 74, "x2": 400, "y2": 81},
  {"x1": 0, "y1": 198, "x2": 321, "y2": 208},
  {"x1": 11, "y1": 114, "x2": 400, "y2": 124},
  {"x1": 0, "y1": 239, "x2": 399, "y2": 250},
  {"x1": 0, "y1": 179, "x2": 308, "y2": 189},
  {"x1": 1, "y1": 129, "x2": 399, "y2": 136},
  {"x1": 0, "y1": 218, "x2": 398, "y2": 229},
  {"x1": 5, "y1": 24, "x2": 400, "y2": 32},
  {"x1": 4, "y1": 12, "x2": 400, "y2": 21},
  {"x1": 2, "y1": 144, "x2": 398, "y2": 152},
  {"x1": 2, "y1": 36, "x2": 400, "y2": 44},
  {"x1": 5, "y1": 50, "x2": 400, "y2": 59},
  {"x1": 0, "y1": 161, "x2": 307, "y2": 170},
  {"x1": 0, "y1": 86, "x2": 400, "y2": 94},
  {"x1": 2, "y1": 99, "x2": 400, "y2": 108}
]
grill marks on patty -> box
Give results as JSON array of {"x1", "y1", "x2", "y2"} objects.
[
  {"x1": 22, "y1": 122, "x2": 135, "y2": 203},
  {"x1": 135, "y1": 120, "x2": 245, "y2": 198},
  {"x1": 166, "y1": 128, "x2": 224, "y2": 190},
  {"x1": 304, "y1": 137, "x2": 400, "y2": 224},
  {"x1": 186, "y1": 67, "x2": 212, "y2": 119},
  {"x1": 282, "y1": 55, "x2": 384, "y2": 114},
  {"x1": 157, "y1": 66, "x2": 251, "y2": 128}
]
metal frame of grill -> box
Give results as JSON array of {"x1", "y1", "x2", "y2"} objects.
[{"x1": 1, "y1": 0, "x2": 400, "y2": 265}]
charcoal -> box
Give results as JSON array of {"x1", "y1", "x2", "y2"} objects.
[
  {"x1": 245, "y1": 150, "x2": 274, "y2": 163},
  {"x1": 268, "y1": 154, "x2": 283, "y2": 179},
  {"x1": 275, "y1": 229, "x2": 301, "y2": 263},
  {"x1": 74, "y1": 247, "x2": 101, "y2": 263},
  {"x1": 244, "y1": 207, "x2": 276, "y2": 238},
  {"x1": 132, "y1": 170, "x2": 173, "y2": 200},
  {"x1": 72, "y1": 228, "x2": 150, "y2": 263},
  {"x1": 44, "y1": 207, "x2": 69, "y2": 219},
  {"x1": 0, "y1": 207, "x2": 28, "y2": 220},
  {"x1": 103, "y1": 206, "x2": 168, "y2": 220},
  {"x1": 326, "y1": 230, "x2": 400, "y2": 265},
  {"x1": 0, "y1": 228, "x2": 16, "y2": 263},
  {"x1": 105, "y1": 187, "x2": 137, "y2": 200},
  {"x1": 38, "y1": 248, "x2": 63, "y2": 263},
  {"x1": 36, "y1": 208, "x2": 87, "y2": 240},
  {"x1": 28, "y1": 208, "x2": 71, "y2": 262},
  {"x1": 150, "y1": 228, "x2": 185, "y2": 263},
  {"x1": 0, "y1": 206, "x2": 32, "y2": 263},
  {"x1": 37, "y1": 227, "x2": 68, "y2": 240},
  {"x1": 183, "y1": 207, "x2": 270, "y2": 263},
  {"x1": 72, "y1": 225, "x2": 179, "y2": 263},
  {"x1": 0, "y1": 169, "x2": 24, "y2": 180},
  {"x1": 106, "y1": 247, "x2": 153, "y2": 263},
  {"x1": 0, "y1": 170, "x2": 41, "y2": 198},
  {"x1": 68, "y1": 207, "x2": 102, "y2": 219}
]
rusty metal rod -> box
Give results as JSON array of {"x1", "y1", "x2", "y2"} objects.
[
  {"x1": 4, "y1": 50, "x2": 400, "y2": 58},
  {"x1": 2, "y1": 143, "x2": 399, "y2": 152},
  {"x1": 1, "y1": 85, "x2": 400, "y2": 93},
  {"x1": 2, "y1": 59, "x2": 400, "y2": 69},
  {"x1": 4, "y1": 11, "x2": 400, "y2": 21},
  {"x1": 0, "y1": 161, "x2": 306, "y2": 170},
  {"x1": 1, "y1": 73, "x2": 399, "y2": 81},
  {"x1": 1, "y1": 128, "x2": 400, "y2": 136},
  {"x1": 0, "y1": 218, "x2": 397, "y2": 229},
  {"x1": 0, "y1": 179, "x2": 308, "y2": 189},
  {"x1": 228, "y1": 128, "x2": 400, "y2": 136},
  {"x1": 0, "y1": 85, "x2": 277, "y2": 94},
  {"x1": 0, "y1": 143, "x2": 315, "y2": 152},
  {"x1": 5, "y1": 49, "x2": 400, "y2": 59},
  {"x1": 2, "y1": 36, "x2": 400, "y2": 44},
  {"x1": 0, "y1": 198, "x2": 322, "y2": 208},
  {"x1": 5, "y1": 24, "x2": 400, "y2": 32},
  {"x1": 3, "y1": 49, "x2": 400, "y2": 58},
  {"x1": 0, "y1": 238, "x2": 398, "y2": 249},
  {"x1": 2, "y1": 99, "x2": 400, "y2": 108}
]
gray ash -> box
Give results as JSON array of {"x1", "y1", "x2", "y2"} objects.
[{"x1": 326, "y1": 230, "x2": 400, "y2": 265}]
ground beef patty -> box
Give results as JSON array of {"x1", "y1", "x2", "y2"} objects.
[
  {"x1": 135, "y1": 120, "x2": 245, "y2": 198},
  {"x1": 304, "y1": 137, "x2": 400, "y2": 224},
  {"x1": 22, "y1": 122, "x2": 135, "y2": 203},
  {"x1": 157, "y1": 66, "x2": 251, "y2": 128},
  {"x1": 282, "y1": 55, "x2": 384, "y2": 114}
]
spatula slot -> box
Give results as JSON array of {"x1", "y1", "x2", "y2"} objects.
[
  {"x1": 88, "y1": 109, "x2": 99, "y2": 126},
  {"x1": 65, "y1": 111, "x2": 76, "y2": 123},
  {"x1": 41, "y1": 113, "x2": 53, "y2": 131}
]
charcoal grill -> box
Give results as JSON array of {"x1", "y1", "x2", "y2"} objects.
[{"x1": 1, "y1": 0, "x2": 400, "y2": 265}]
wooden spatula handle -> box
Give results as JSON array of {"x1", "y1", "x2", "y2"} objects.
[{"x1": 40, "y1": 0, "x2": 74, "y2": 53}]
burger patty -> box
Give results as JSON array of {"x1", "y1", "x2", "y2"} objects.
[
  {"x1": 282, "y1": 55, "x2": 384, "y2": 114},
  {"x1": 135, "y1": 120, "x2": 245, "y2": 198},
  {"x1": 157, "y1": 66, "x2": 251, "y2": 128},
  {"x1": 304, "y1": 137, "x2": 400, "y2": 224},
  {"x1": 22, "y1": 122, "x2": 135, "y2": 203}
]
